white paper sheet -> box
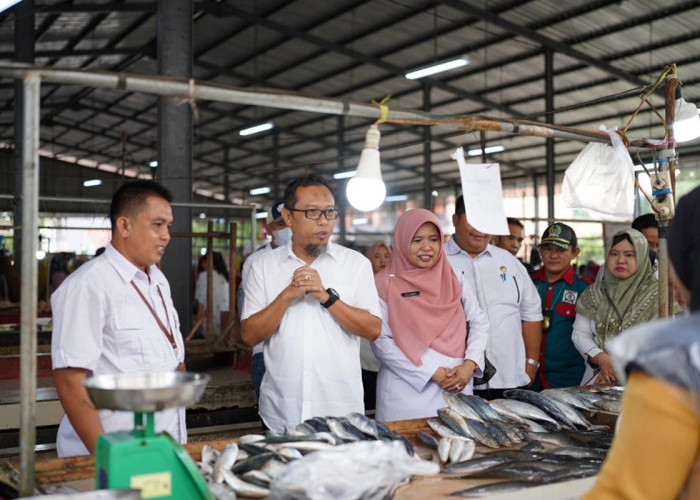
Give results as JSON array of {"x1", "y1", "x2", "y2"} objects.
[{"x1": 452, "y1": 146, "x2": 509, "y2": 236}]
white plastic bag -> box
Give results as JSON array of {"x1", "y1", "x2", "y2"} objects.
[
  {"x1": 269, "y1": 440, "x2": 439, "y2": 500},
  {"x1": 562, "y1": 126, "x2": 635, "y2": 219}
]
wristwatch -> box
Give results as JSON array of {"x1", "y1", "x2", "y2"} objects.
[
  {"x1": 526, "y1": 357, "x2": 541, "y2": 369},
  {"x1": 321, "y1": 288, "x2": 340, "y2": 308}
]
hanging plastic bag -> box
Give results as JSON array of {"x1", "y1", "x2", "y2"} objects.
[
  {"x1": 562, "y1": 126, "x2": 635, "y2": 219},
  {"x1": 269, "y1": 440, "x2": 439, "y2": 500}
]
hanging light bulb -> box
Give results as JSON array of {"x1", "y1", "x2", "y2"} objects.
[
  {"x1": 674, "y1": 88, "x2": 700, "y2": 143},
  {"x1": 346, "y1": 124, "x2": 386, "y2": 212}
]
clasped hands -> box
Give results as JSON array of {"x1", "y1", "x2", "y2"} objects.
[
  {"x1": 284, "y1": 266, "x2": 329, "y2": 304},
  {"x1": 432, "y1": 359, "x2": 477, "y2": 393}
]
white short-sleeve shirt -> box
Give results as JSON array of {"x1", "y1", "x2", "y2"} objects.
[
  {"x1": 242, "y1": 241, "x2": 381, "y2": 432},
  {"x1": 194, "y1": 270, "x2": 230, "y2": 336},
  {"x1": 240, "y1": 242, "x2": 275, "y2": 355},
  {"x1": 445, "y1": 239, "x2": 543, "y2": 389},
  {"x1": 51, "y1": 244, "x2": 186, "y2": 457}
]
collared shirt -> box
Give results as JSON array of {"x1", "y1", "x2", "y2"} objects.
[
  {"x1": 445, "y1": 239, "x2": 542, "y2": 389},
  {"x1": 372, "y1": 276, "x2": 489, "y2": 422},
  {"x1": 531, "y1": 266, "x2": 592, "y2": 389},
  {"x1": 194, "y1": 271, "x2": 229, "y2": 336},
  {"x1": 242, "y1": 241, "x2": 381, "y2": 432},
  {"x1": 51, "y1": 243, "x2": 186, "y2": 457},
  {"x1": 240, "y1": 242, "x2": 275, "y2": 355}
]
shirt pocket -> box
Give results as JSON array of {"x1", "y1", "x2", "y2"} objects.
[
  {"x1": 555, "y1": 302, "x2": 577, "y2": 319},
  {"x1": 113, "y1": 307, "x2": 148, "y2": 370}
]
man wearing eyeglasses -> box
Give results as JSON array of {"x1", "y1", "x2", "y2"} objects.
[{"x1": 241, "y1": 174, "x2": 382, "y2": 432}]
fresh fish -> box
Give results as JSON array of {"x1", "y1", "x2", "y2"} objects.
[
  {"x1": 213, "y1": 442, "x2": 239, "y2": 483},
  {"x1": 443, "y1": 392, "x2": 484, "y2": 421},
  {"x1": 463, "y1": 418, "x2": 500, "y2": 448},
  {"x1": 504, "y1": 389, "x2": 579, "y2": 430},
  {"x1": 276, "y1": 446, "x2": 303, "y2": 461},
  {"x1": 326, "y1": 418, "x2": 361, "y2": 441},
  {"x1": 294, "y1": 422, "x2": 317, "y2": 435},
  {"x1": 485, "y1": 421, "x2": 514, "y2": 447},
  {"x1": 453, "y1": 480, "x2": 538, "y2": 497},
  {"x1": 458, "y1": 394, "x2": 506, "y2": 422},
  {"x1": 201, "y1": 444, "x2": 220, "y2": 466},
  {"x1": 262, "y1": 433, "x2": 331, "y2": 444},
  {"x1": 449, "y1": 437, "x2": 466, "y2": 464},
  {"x1": 274, "y1": 441, "x2": 334, "y2": 453},
  {"x1": 547, "y1": 447, "x2": 607, "y2": 460},
  {"x1": 525, "y1": 431, "x2": 587, "y2": 448},
  {"x1": 196, "y1": 462, "x2": 213, "y2": 476},
  {"x1": 490, "y1": 420, "x2": 526, "y2": 443},
  {"x1": 520, "y1": 418, "x2": 550, "y2": 433},
  {"x1": 238, "y1": 434, "x2": 265, "y2": 444},
  {"x1": 305, "y1": 417, "x2": 331, "y2": 433},
  {"x1": 490, "y1": 399, "x2": 561, "y2": 429},
  {"x1": 542, "y1": 388, "x2": 593, "y2": 412},
  {"x1": 347, "y1": 412, "x2": 379, "y2": 439},
  {"x1": 437, "y1": 407, "x2": 473, "y2": 439},
  {"x1": 338, "y1": 417, "x2": 372, "y2": 441},
  {"x1": 238, "y1": 442, "x2": 271, "y2": 457},
  {"x1": 438, "y1": 437, "x2": 451, "y2": 463},
  {"x1": 260, "y1": 458, "x2": 286, "y2": 479},
  {"x1": 541, "y1": 465, "x2": 599, "y2": 483},
  {"x1": 470, "y1": 462, "x2": 565, "y2": 481},
  {"x1": 208, "y1": 482, "x2": 237, "y2": 500},
  {"x1": 596, "y1": 399, "x2": 622, "y2": 413},
  {"x1": 221, "y1": 468, "x2": 269, "y2": 498},
  {"x1": 542, "y1": 396, "x2": 594, "y2": 429},
  {"x1": 390, "y1": 431, "x2": 415, "y2": 456},
  {"x1": 375, "y1": 420, "x2": 395, "y2": 439},
  {"x1": 240, "y1": 469, "x2": 271, "y2": 488},
  {"x1": 415, "y1": 430, "x2": 439, "y2": 450},
  {"x1": 519, "y1": 440, "x2": 544, "y2": 452},
  {"x1": 231, "y1": 451, "x2": 276, "y2": 474},
  {"x1": 442, "y1": 455, "x2": 512, "y2": 474},
  {"x1": 427, "y1": 418, "x2": 462, "y2": 438}
]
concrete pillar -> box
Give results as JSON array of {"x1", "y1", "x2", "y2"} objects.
[
  {"x1": 157, "y1": 0, "x2": 193, "y2": 331},
  {"x1": 13, "y1": 0, "x2": 34, "y2": 274}
]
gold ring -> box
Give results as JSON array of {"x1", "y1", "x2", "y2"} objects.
[{"x1": 305, "y1": 274, "x2": 311, "y2": 280}]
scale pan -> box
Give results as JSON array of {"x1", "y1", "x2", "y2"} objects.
[{"x1": 83, "y1": 371, "x2": 210, "y2": 411}]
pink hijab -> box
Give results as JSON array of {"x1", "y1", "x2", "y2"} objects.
[{"x1": 375, "y1": 209, "x2": 466, "y2": 366}]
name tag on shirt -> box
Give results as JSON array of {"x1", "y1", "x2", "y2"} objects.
[
  {"x1": 562, "y1": 290, "x2": 578, "y2": 305},
  {"x1": 401, "y1": 291, "x2": 421, "y2": 298}
]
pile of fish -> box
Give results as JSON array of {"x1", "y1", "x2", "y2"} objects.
[
  {"x1": 415, "y1": 386, "x2": 622, "y2": 497},
  {"x1": 196, "y1": 412, "x2": 414, "y2": 499}
]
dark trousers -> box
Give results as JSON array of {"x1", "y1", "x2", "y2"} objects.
[
  {"x1": 251, "y1": 352, "x2": 265, "y2": 400},
  {"x1": 361, "y1": 369, "x2": 378, "y2": 411}
]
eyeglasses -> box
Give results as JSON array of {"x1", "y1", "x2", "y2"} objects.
[{"x1": 286, "y1": 207, "x2": 339, "y2": 220}]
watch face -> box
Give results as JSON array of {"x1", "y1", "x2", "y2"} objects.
[{"x1": 328, "y1": 288, "x2": 339, "y2": 299}]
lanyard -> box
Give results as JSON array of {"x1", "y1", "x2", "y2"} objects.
[{"x1": 130, "y1": 280, "x2": 178, "y2": 352}]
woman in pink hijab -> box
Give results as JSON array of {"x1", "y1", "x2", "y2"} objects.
[{"x1": 372, "y1": 209, "x2": 489, "y2": 422}]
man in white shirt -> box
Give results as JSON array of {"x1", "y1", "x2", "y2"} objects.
[
  {"x1": 241, "y1": 174, "x2": 381, "y2": 431},
  {"x1": 239, "y1": 199, "x2": 290, "y2": 399},
  {"x1": 51, "y1": 180, "x2": 186, "y2": 457},
  {"x1": 445, "y1": 195, "x2": 543, "y2": 399}
]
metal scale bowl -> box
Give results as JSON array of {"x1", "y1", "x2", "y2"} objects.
[{"x1": 84, "y1": 372, "x2": 212, "y2": 500}]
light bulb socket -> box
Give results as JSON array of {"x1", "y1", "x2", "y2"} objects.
[{"x1": 364, "y1": 124, "x2": 380, "y2": 150}]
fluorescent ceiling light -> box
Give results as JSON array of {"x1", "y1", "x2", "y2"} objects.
[
  {"x1": 239, "y1": 122, "x2": 275, "y2": 136},
  {"x1": 467, "y1": 145, "x2": 506, "y2": 156},
  {"x1": 406, "y1": 57, "x2": 470, "y2": 80},
  {"x1": 352, "y1": 218, "x2": 369, "y2": 226},
  {"x1": 0, "y1": 1, "x2": 21, "y2": 14},
  {"x1": 199, "y1": 213, "x2": 206, "y2": 219},
  {"x1": 385, "y1": 194, "x2": 408, "y2": 202},
  {"x1": 255, "y1": 211, "x2": 268, "y2": 219},
  {"x1": 83, "y1": 179, "x2": 102, "y2": 187},
  {"x1": 149, "y1": 160, "x2": 158, "y2": 168},
  {"x1": 249, "y1": 186, "x2": 271, "y2": 196},
  {"x1": 333, "y1": 170, "x2": 357, "y2": 179}
]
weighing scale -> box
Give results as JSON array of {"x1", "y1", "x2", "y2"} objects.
[{"x1": 84, "y1": 371, "x2": 213, "y2": 500}]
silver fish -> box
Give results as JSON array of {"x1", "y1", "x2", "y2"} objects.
[
  {"x1": 437, "y1": 407, "x2": 473, "y2": 439},
  {"x1": 240, "y1": 469, "x2": 272, "y2": 488},
  {"x1": 221, "y1": 468, "x2": 269, "y2": 498},
  {"x1": 201, "y1": 444, "x2": 220, "y2": 466},
  {"x1": 196, "y1": 462, "x2": 213, "y2": 476},
  {"x1": 326, "y1": 418, "x2": 361, "y2": 441},
  {"x1": 459, "y1": 394, "x2": 506, "y2": 422},
  {"x1": 239, "y1": 434, "x2": 266, "y2": 444},
  {"x1": 449, "y1": 437, "x2": 465, "y2": 464},
  {"x1": 438, "y1": 437, "x2": 451, "y2": 463},
  {"x1": 427, "y1": 418, "x2": 462, "y2": 438},
  {"x1": 442, "y1": 392, "x2": 484, "y2": 421},
  {"x1": 208, "y1": 482, "x2": 237, "y2": 500},
  {"x1": 490, "y1": 399, "x2": 561, "y2": 429},
  {"x1": 213, "y1": 442, "x2": 239, "y2": 483},
  {"x1": 347, "y1": 412, "x2": 379, "y2": 439},
  {"x1": 415, "y1": 430, "x2": 439, "y2": 450},
  {"x1": 260, "y1": 458, "x2": 286, "y2": 479},
  {"x1": 463, "y1": 418, "x2": 500, "y2": 448},
  {"x1": 542, "y1": 388, "x2": 593, "y2": 412},
  {"x1": 453, "y1": 480, "x2": 538, "y2": 497},
  {"x1": 520, "y1": 418, "x2": 548, "y2": 433}
]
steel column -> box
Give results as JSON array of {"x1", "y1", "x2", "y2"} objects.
[
  {"x1": 272, "y1": 131, "x2": 280, "y2": 201},
  {"x1": 422, "y1": 83, "x2": 433, "y2": 210},
  {"x1": 13, "y1": 0, "x2": 34, "y2": 275},
  {"x1": 19, "y1": 72, "x2": 40, "y2": 497},
  {"x1": 544, "y1": 49, "x2": 555, "y2": 222},
  {"x1": 157, "y1": 0, "x2": 193, "y2": 331},
  {"x1": 337, "y1": 115, "x2": 347, "y2": 245}
]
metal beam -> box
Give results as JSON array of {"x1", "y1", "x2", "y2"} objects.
[
  {"x1": 440, "y1": 0, "x2": 647, "y2": 88},
  {"x1": 157, "y1": 0, "x2": 193, "y2": 331},
  {"x1": 545, "y1": 49, "x2": 555, "y2": 222}
]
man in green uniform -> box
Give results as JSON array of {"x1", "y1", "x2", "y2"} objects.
[{"x1": 531, "y1": 223, "x2": 592, "y2": 390}]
